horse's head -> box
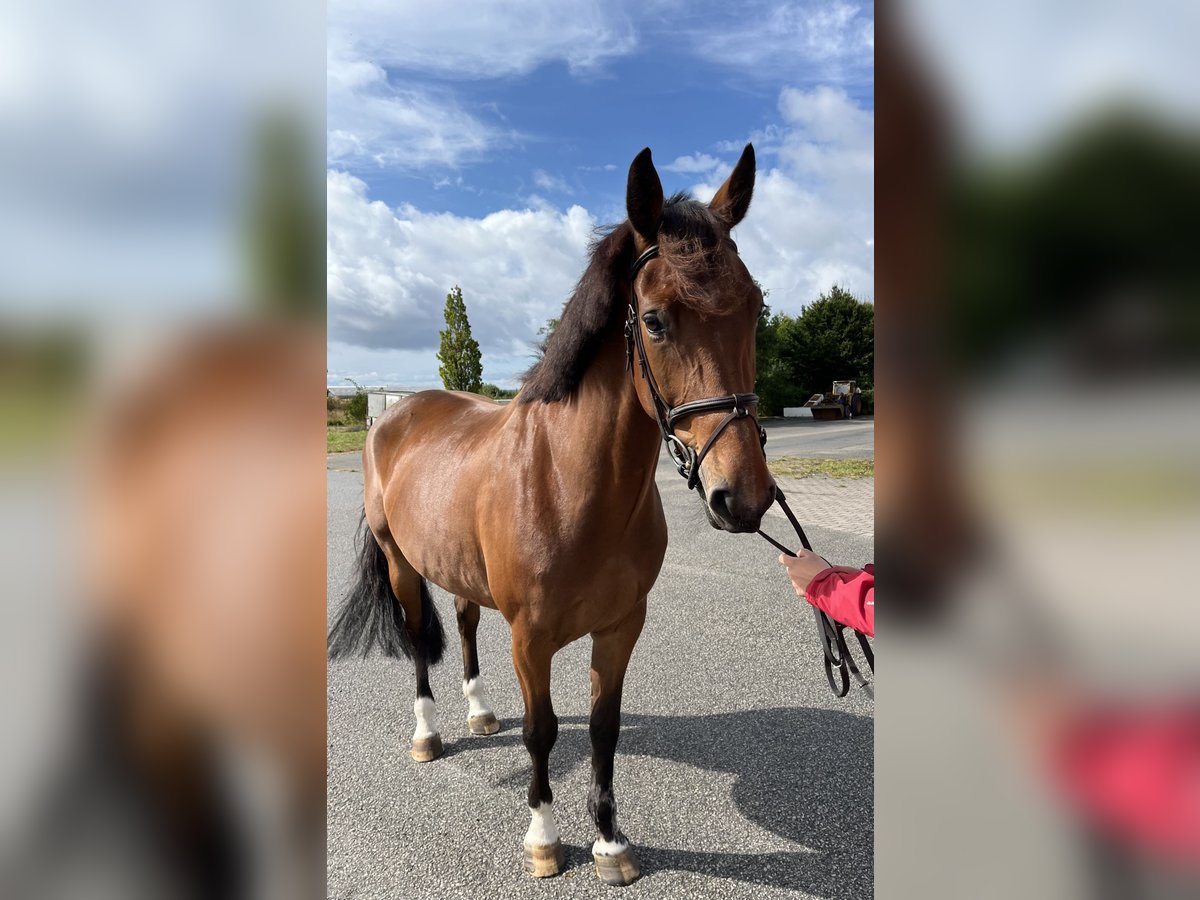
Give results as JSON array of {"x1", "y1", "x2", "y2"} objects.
[{"x1": 625, "y1": 145, "x2": 776, "y2": 533}]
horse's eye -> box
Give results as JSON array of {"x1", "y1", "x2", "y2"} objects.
[{"x1": 642, "y1": 311, "x2": 665, "y2": 336}]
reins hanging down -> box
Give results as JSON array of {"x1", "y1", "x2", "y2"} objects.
[
  {"x1": 754, "y1": 490, "x2": 874, "y2": 699},
  {"x1": 627, "y1": 244, "x2": 873, "y2": 699}
]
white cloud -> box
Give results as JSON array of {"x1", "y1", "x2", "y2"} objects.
[
  {"x1": 689, "y1": 85, "x2": 873, "y2": 311},
  {"x1": 330, "y1": 1, "x2": 636, "y2": 80},
  {"x1": 325, "y1": 2, "x2": 639, "y2": 172},
  {"x1": 663, "y1": 153, "x2": 725, "y2": 175},
  {"x1": 532, "y1": 169, "x2": 573, "y2": 194},
  {"x1": 327, "y1": 45, "x2": 514, "y2": 170},
  {"x1": 679, "y1": 1, "x2": 873, "y2": 86},
  {"x1": 774, "y1": 85, "x2": 873, "y2": 206},
  {"x1": 326, "y1": 344, "x2": 443, "y2": 390},
  {"x1": 778, "y1": 84, "x2": 872, "y2": 146},
  {"x1": 327, "y1": 170, "x2": 597, "y2": 384},
  {"x1": 730, "y1": 168, "x2": 873, "y2": 307},
  {"x1": 325, "y1": 2, "x2": 876, "y2": 174}
]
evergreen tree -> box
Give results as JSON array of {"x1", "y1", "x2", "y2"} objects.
[{"x1": 437, "y1": 286, "x2": 484, "y2": 392}]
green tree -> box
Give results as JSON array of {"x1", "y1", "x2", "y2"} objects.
[
  {"x1": 343, "y1": 378, "x2": 368, "y2": 424},
  {"x1": 752, "y1": 285, "x2": 873, "y2": 415},
  {"x1": 795, "y1": 285, "x2": 874, "y2": 397},
  {"x1": 532, "y1": 316, "x2": 560, "y2": 360},
  {"x1": 479, "y1": 382, "x2": 518, "y2": 400},
  {"x1": 755, "y1": 307, "x2": 809, "y2": 415},
  {"x1": 754, "y1": 304, "x2": 784, "y2": 415},
  {"x1": 437, "y1": 286, "x2": 484, "y2": 392}
]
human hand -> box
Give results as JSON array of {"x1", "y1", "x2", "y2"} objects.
[{"x1": 778, "y1": 550, "x2": 832, "y2": 596}]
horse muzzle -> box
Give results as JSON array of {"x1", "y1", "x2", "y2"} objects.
[{"x1": 703, "y1": 480, "x2": 774, "y2": 533}]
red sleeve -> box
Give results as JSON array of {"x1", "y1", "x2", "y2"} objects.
[
  {"x1": 805, "y1": 564, "x2": 874, "y2": 637},
  {"x1": 1050, "y1": 707, "x2": 1200, "y2": 863}
]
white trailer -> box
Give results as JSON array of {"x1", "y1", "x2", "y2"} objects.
[{"x1": 366, "y1": 390, "x2": 416, "y2": 426}]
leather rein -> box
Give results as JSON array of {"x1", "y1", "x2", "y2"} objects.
[{"x1": 626, "y1": 244, "x2": 873, "y2": 698}]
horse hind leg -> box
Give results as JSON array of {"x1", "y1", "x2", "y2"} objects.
[
  {"x1": 405, "y1": 574, "x2": 446, "y2": 763},
  {"x1": 455, "y1": 596, "x2": 500, "y2": 735},
  {"x1": 328, "y1": 512, "x2": 447, "y2": 762},
  {"x1": 376, "y1": 530, "x2": 447, "y2": 763}
]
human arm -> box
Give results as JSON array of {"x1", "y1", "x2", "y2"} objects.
[{"x1": 779, "y1": 552, "x2": 875, "y2": 637}]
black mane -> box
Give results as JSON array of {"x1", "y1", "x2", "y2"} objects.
[{"x1": 519, "y1": 194, "x2": 720, "y2": 404}]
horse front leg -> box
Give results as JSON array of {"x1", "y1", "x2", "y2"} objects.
[
  {"x1": 511, "y1": 623, "x2": 562, "y2": 878},
  {"x1": 588, "y1": 599, "x2": 646, "y2": 886}
]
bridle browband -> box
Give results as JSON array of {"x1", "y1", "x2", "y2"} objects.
[{"x1": 626, "y1": 243, "x2": 873, "y2": 698}]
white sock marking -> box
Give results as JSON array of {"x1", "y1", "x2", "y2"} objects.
[
  {"x1": 462, "y1": 678, "x2": 494, "y2": 718},
  {"x1": 525, "y1": 802, "x2": 559, "y2": 847},
  {"x1": 593, "y1": 834, "x2": 630, "y2": 856},
  {"x1": 592, "y1": 805, "x2": 628, "y2": 856},
  {"x1": 413, "y1": 697, "x2": 439, "y2": 740}
]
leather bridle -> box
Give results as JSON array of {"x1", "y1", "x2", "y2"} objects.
[
  {"x1": 625, "y1": 244, "x2": 765, "y2": 491},
  {"x1": 626, "y1": 242, "x2": 874, "y2": 698}
]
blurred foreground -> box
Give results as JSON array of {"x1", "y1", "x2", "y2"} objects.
[
  {"x1": 878, "y1": 3, "x2": 1200, "y2": 898},
  {"x1": 0, "y1": 2, "x2": 325, "y2": 897},
  {"x1": 1, "y1": 328, "x2": 327, "y2": 900}
]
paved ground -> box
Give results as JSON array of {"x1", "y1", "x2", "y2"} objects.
[
  {"x1": 327, "y1": 418, "x2": 874, "y2": 900},
  {"x1": 769, "y1": 475, "x2": 873, "y2": 538}
]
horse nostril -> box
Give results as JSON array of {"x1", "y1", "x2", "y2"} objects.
[
  {"x1": 708, "y1": 487, "x2": 734, "y2": 522},
  {"x1": 758, "y1": 487, "x2": 777, "y2": 519}
]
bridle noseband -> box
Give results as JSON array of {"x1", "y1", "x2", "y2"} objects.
[
  {"x1": 625, "y1": 244, "x2": 765, "y2": 491},
  {"x1": 625, "y1": 243, "x2": 873, "y2": 699}
]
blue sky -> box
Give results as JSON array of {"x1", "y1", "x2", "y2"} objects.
[{"x1": 327, "y1": 1, "x2": 875, "y2": 388}]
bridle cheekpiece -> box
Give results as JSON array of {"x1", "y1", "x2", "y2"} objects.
[{"x1": 624, "y1": 243, "x2": 765, "y2": 490}]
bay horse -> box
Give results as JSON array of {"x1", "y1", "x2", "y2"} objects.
[{"x1": 328, "y1": 144, "x2": 775, "y2": 885}]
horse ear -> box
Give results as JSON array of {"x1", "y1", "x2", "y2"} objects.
[
  {"x1": 709, "y1": 143, "x2": 755, "y2": 227},
  {"x1": 626, "y1": 147, "x2": 663, "y2": 241}
]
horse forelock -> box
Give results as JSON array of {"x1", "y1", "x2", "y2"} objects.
[{"x1": 653, "y1": 194, "x2": 740, "y2": 316}]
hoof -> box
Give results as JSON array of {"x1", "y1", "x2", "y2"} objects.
[
  {"x1": 594, "y1": 844, "x2": 640, "y2": 886},
  {"x1": 468, "y1": 712, "x2": 500, "y2": 735},
  {"x1": 523, "y1": 840, "x2": 564, "y2": 878},
  {"x1": 410, "y1": 733, "x2": 443, "y2": 763}
]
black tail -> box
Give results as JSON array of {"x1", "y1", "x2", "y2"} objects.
[{"x1": 327, "y1": 513, "x2": 445, "y2": 664}]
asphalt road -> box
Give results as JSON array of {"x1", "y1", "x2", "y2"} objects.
[{"x1": 327, "y1": 418, "x2": 874, "y2": 900}]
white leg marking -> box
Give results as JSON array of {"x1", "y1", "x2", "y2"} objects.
[
  {"x1": 462, "y1": 678, "x2": 494, "y2": 718},
  {"x1": 593, "y1": 804, "x2": 629, "y2": 856},
  {"x1": 525, "y1": 802, "x2": 560, "y2": 847},
  {"x1": 413, "y1": 697, "x2": 439, "y2": 740},
  {"x1": 593, "y1": 834, "x2": 630, "y2": 855}
]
